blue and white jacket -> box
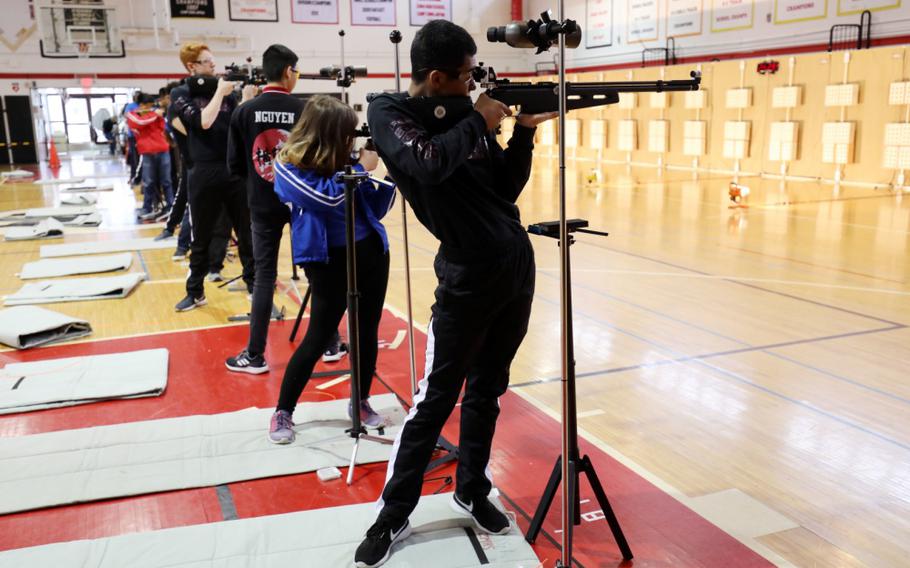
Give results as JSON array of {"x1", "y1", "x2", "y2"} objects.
[{"x1": 273, "y1": 160, "x2": 396, "y2": 265}]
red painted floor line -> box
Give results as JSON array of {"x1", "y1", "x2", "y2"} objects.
[{"x1": 0, "y1": 314, "x2": 773, "y2": 567}]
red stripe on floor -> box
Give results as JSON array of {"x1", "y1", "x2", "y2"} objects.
[{"x1": 0, "y1": 313, "x2": 773, "y2": 567}]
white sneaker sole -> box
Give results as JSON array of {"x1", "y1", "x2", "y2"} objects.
[
  {"x1": 175, "y1": 298, "x2": 207, "y2": 312},
  {"x1": 322, "y1": 352, "x2": 347, "y2": 363},
  {"x1": 450, "y1": 497, "x2": 513, "y2": 535},
  {"x1": 266, "y1": 433, "x2": 294, "y2": 445},
  {"x1": 225, "y1": 361, "x2": 269, "y2": 375},
  {"x1": 353, "y1": 521, "x2": 412, "y2": 568}
]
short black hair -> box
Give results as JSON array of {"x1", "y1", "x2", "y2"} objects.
[
  {"x1": 262, "y1": 44, "x2": 298, "y2": 82},
  {"x1": 411, "y1": 20, "x2": 476, "y2": 83}
]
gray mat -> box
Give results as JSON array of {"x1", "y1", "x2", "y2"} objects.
[
  {"x1": 41, "y1": 237, "x2": 174, "y2": 258},
  {"x1": 20, "y1": 253, "x2": 133, "y2": 279},
  {"x1": 0, "y1": 393, "x2": 405, "y2": 514},
  {"x1": 0, "y1": 348, "x2": 167, "y2": 414},
  {"x1": 0, "y1": 493, "x2": 539, "y2": 568},
  {"x1": 4, "y1": 273, "x2": 146, "y2": 306},
  {"x1": 4, "y1": 218, "x2": 65, "y2": 241},
  {"x1": 0, "y1": 306, "x2": 91, "y2": 349}
]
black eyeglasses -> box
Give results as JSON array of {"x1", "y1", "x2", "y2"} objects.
[{"x1": 416, "y1": 66, "x2": 486, "y2": 83}]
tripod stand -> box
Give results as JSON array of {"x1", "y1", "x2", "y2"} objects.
[
  {"x1": 336, "y1": 165, "x2": 393, "y2": 486},
  {"x1": 524, "y1": 220, "x2": 632, "y2": 564}
]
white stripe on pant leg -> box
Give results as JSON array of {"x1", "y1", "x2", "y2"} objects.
[
  {"x1": 484, "y1": 398, "x2": 501, "y2": 492},
  {"x1": 375, "y1": 317, "x2": 437, "y2": 514}
]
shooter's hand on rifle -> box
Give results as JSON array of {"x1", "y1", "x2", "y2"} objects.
[
  {"x1": 358, "y1": 148, "x2": 380, "y2": 172},
  {"x1": 241, "y1": 84, "x2": 259, "y2": 103},
  {"x1": 516, "y1": 111, "x2": 559, "y2": 128},
  {"x1": 215, "y1": 78, "x2": 237, "y2": 97},
  {"x1": 475, "y1": 93, "x2": 512, "y2": 130}
]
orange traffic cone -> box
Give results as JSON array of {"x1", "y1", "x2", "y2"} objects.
[{"x1": 48, "y1": 138, "x2": 61, "y2": 170}]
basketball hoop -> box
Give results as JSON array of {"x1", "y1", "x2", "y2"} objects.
[{"x1": 76, "y1": 42, "x2": 91, "y2": 58}]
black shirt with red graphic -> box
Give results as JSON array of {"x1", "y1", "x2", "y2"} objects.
[{"x1": 227, "y1": 87, "x2": 305, "y2": 220}]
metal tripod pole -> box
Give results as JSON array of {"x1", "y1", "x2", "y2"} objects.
[
  {"x1": 390, "y1": 30, "x2": 419, "y2": 397},
  {"x1": 338, "y1": 166, "x2": 393, "y2": 486},
  {"x1": 556, "y1": 1, "x2": 572, "y2": 563},
  {"x1": 339, "y1": 30, "x2": 347, "y2": 103}
]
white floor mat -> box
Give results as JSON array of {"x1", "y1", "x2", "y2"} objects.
[
  {"x1": 4, "y1": 273, "x2": 146, "y2": 306},
  {"x1": 0, "y1": 348, "x2": 167, "y2": 415},
  {"x1": 61, "y1": 183, "x2": 114, "y2": 192},
  {"x1": 0, "y1": 393, "x2": 405, "y2": 514},
  {"x1": 35, "y1": 177, "x2": 86, "y2": 185},
  {"x1": 0, "y1": 493, "x2": 539, "y2": 568},
  {"x1": 60, "y1": 194, "x2": 98, "y2": 206},
  {"x1": 0, "y1": 306, "x2": 91, "y2": 349},
  {"x1": 19, "y1": 253, "x2": 133, "y2": 279},
  {"x1": 26, "y1": 205, "x2": 97, "y2": 219},
  {"x1": 3, "y1": 218, "x2": 65, "y2": 241},
  {"x1": 41, "y1": 237, "x2": 174, "y2": 258}
]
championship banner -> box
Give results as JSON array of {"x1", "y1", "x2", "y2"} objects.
[
  {"x1": 169, "y1": 0, "x2": 215, "y2": 19},
  {"x1": 586, "y1": 0, "x2": 613, "y2": 48},
  {"x1": 668, "y1": 0, "x2": 702, "y2": 37},
  {"x1": 291, "y1": 0, "x2": 339, "y2": 23},
  {"x1": 837, "y1": 0, "x2": 899, "y2": 14},
  {"x1": 352, "y1": 0, "x2": 396, "y2": 26},
  {"x1": 711, "y1": 0, "x2": 754, "y2": 32},
  {"x1": 410, "y1": 0, "x2": 451, "y2": 26},
  {"x1": 228, "y1": 0, "x2": 278, "y2": 22},
  {"x1": 628, "y1": 0, "x2": 659, "y2": 43},
  {"x1": 774, "y1": 0, "x2": 827, "y2": 23}
]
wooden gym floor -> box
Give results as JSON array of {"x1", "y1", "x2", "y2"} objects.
[{"x1": 0, "y1": 149, "x2": 907, "y2": 567}]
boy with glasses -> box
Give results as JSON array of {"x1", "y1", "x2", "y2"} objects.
[{"x1": 170, "y1": 42, "x2": 257, "y2": 312}]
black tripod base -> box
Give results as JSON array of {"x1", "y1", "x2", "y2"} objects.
[
  {"x1": 525, "y1": 454, "x2": 633, "y2": 561},
  {"x1": 425, "y1": 435, "x2": 459, "y2": 474}
]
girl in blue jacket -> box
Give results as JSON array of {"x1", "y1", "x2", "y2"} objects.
[{"x1": 268, "y1": 95, "x2": 396, "y2": 444}]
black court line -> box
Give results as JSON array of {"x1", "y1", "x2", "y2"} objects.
[
  {"x1": 215, "y1": 484, "x2": 238, "y2": 521},
  {"x1": 582, "y1": 240, "x2": 904, "y2": 328},
  {"x1": 464, "y1": 528, "x2": 490, "y2": 564},
  {"x1": 312, "y1": 369, "x2": 352, "y2": 379},
  {"x1": 509, "y1": 324, "x2": 906, "y2": 392},
  {"x1": 136, "y1": 250, "x2": 150, "y2": 279}
]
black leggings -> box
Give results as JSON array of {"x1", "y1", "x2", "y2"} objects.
[{"x1": 277, "y1": 232, "x2": 390, "y2": 413}]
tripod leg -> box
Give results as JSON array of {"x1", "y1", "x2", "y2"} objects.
[
  {"x1": 581, "y1": 455, "x2": 633, "y2": 560},
  {"x1": 289, "y1": 285, "x2": 311, "y2": 342},
  {"x1": 346, "y1": 436, "x2": 361, "y2": 486},
  {"x1": 526, "y1": 456, "x2": 562, "y2": 544},
  {"x1": 565, "y1": 458, "x2": 577, "y2": 565},
  {"x1": 574, "y1": 464, "x2": 582, "y2": 525}
]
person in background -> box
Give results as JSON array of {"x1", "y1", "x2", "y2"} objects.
[
  {"x1": 169, "y1": 41, "x2": 256, "y2": 312},
  {"x1": 126, "y1": 92, "x2": 174, "y2": 221}
]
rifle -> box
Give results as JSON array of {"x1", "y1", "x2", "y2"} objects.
[
  {"x1": 385, "y1": 67, "x2": 701, "y2": 133},
  {"x1": 480, "y1": 66, "x2": 702, "y2": 114}
]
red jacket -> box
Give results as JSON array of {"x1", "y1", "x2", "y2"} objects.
[{"x1": 126, "y1": 110, "x2": 169, "y2": 154}]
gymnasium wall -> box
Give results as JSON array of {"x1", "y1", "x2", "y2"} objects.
[
  {"x1": 0, "y1": 0, "x2": 528, "y2": 99},
  {"x1": 523, "y1": 44, "x2": 910, "y2": 187},
  {"x1": 527, "y1": 0, "x2": 910, "y2": 70}
]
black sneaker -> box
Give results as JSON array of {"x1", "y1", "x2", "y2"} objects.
[
  {"x1": 322, "y1": 340, "x2": 349, "y2": 363},
  {"x1": 154, "y1": 228, "x2": 174, "y2": 241},
  {"x1": 225, "y1": 350, "x2": 269, "y2": 375},
  {"x1": 172, "y1": 248, "x2": 188, "y2": 260},
  {"x1": 451, "y1": 493, "x2": 512, "y2": 535},
  {"x1": 175, "y1": 294, "x2": 206, "y2": 312},
  {"x1": 354, "y1": 519, "x2": 411, "y2": 568}
]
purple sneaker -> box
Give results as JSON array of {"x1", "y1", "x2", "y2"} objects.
[
  {"x1": 349, "y1": 399, "x2": 384, "y2": 430},
  {"x1": 269, "y1": 410, "x2": 295, "y2": 444}
]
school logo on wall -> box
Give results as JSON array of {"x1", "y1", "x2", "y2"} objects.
[
  {"x1": 11, "y1": 82, "x2": 20, "y2": 93},
  {"x1": 251, "y1": 128, "x2": 290, "y2": 182}
]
